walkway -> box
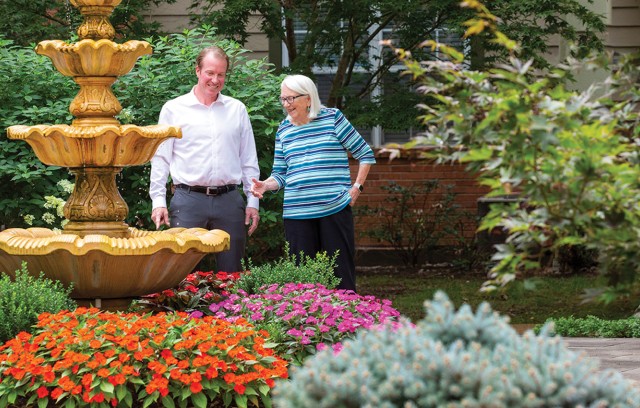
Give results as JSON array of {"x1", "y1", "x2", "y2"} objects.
[{"x1": 564, "y1": 337, "x2": 640, "y2": 384}]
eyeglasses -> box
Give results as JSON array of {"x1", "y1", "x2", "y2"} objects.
[{"x1": 279, "y1": 94, "x2": 307, "y2": 105}]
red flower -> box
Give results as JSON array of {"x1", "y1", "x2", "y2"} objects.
[
  {"x1": 36, "y1": 386, "x2": 49, "y2": 398},
  {"x1": 42, "y1": 370, "x2": 55, "y2": 383},
  {"x1": 97, "y1": 368, "x2": 110, "y2": 378},
  {"x1": 234, "y1": 384, "x2": 246, "y2": 395},
  {"x1": 93, "y1": 392, "x2": 105, "y2": 403},
  {"x1": 108, "y1": 374, "x2": 126, "y2": 386},
  {"x1": 51, "y1": 387, "x2": 63, "y2": 399},
  {"x1": 190, "y1": 382, "x2": 203, "y2": 394}
]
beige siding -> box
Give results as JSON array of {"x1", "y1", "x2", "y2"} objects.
[
  {"x1": 144, "y1": 0, "x2": 269, "y2": 59},
  {"x1": 608, "y1": 0, "x2": 640, "y2": 52}
]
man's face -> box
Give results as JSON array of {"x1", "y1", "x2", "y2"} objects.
[{"x1": 195, "y1": 54, "x2": 227, "y2": 100}]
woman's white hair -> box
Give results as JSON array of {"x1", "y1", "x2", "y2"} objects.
[{"x1": 281, "y1": 74, "x2": 322, "y2": 120}]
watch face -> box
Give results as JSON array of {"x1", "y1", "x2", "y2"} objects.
[{"x1": 356, "y1": 184, "x2": 363, "y2": 192}]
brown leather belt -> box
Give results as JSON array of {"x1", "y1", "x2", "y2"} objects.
[{"x1": 174, "y1": 184, "x2": 237, "y2": 196}]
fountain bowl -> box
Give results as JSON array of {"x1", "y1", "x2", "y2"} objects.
[
  {"x1": 36, "y1": 39, "x2": 151, "y2": 77},
  {"x1": 6, "y1": 124, "x2": 180, "y2": 167},
  {"x1": 0, "y1": 227, "x2": 230, "y2": 301}
]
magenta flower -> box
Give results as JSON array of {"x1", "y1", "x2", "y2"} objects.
[{"x1": 208, "y1": 283, "x2": 400, "y2": 361}]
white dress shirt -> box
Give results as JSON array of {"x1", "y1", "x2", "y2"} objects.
[{"x1": 149, "y1": 88, "x2": 260, "y2": 210}]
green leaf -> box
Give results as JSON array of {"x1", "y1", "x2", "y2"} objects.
[
  {"x1": 191, "y1": 392, "x2": 207, "y2": 408},
  {"x1": 143, "y1": 394, "x2": 157, "y2": 408},
  {"x1": 161, "y1": 395, "x2": 176, "y2": 408},
  {"x1": 234, "y1": 393, "x2": 248, "y2": 408},
  {"x1": 100, "y1": 381, "x2": 115, "y2": 394}
]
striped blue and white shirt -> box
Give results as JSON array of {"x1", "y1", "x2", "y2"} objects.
[{"x1": 270, "y1": 108, "x2": 376, "y2": 219}]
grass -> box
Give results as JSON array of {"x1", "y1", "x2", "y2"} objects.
[{"x1": 357, "y1": 268, "x2": 639, "y2": 324}]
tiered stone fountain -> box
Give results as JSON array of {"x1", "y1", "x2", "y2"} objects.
[{"x1": 0, "y1": 0, "x2": 229, "y2": 309}]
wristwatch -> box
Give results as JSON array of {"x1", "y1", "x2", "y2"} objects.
[{"x1": 353, "y1": 183, "x2": 363, "y2": 192}]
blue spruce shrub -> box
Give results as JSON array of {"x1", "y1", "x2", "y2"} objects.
[{"x1": 273, "y1": 291, "x2": 640, "y2": 407}]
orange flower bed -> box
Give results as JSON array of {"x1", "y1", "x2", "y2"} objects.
[{"x1": 0, "y1": 308, "x2": 288, "y2": 407}]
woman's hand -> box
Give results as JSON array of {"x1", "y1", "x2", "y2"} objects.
[
  {"x1": 348, "y1": 186, "x2": 361, "y2": 206},
  {"x1": 250, "y1": 178, "x2": 267, "y2": 198}
]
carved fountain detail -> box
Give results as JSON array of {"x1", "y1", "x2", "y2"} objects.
[{"x1": 0, "y1": 0, "x2": 229, "y2": 309}]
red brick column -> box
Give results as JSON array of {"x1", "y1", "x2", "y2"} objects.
[{"x1": 350, "y1": 149, "x2": 490, "y2": 249}]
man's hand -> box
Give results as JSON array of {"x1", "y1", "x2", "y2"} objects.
[
  {"x1": 245, "y1": 207, "x2": 260, "y2": 236},
  {"x1": 151, "y1": 207, "x2": 170, "y2": 229}
]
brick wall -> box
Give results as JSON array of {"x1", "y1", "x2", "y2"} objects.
[{"x1": 350, "y1": 149, "x2": 490, "y2": 250}]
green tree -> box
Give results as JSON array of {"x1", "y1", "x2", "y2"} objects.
[
  {"x1": 187, "y1": 0, "x2": 605, "y2": 130},
  {"x1": 392, "y1": 1, "x2": 640, "y2": 302},
  {"x1": 0, "y1": 0, "x2": 177, "y2": 46}
]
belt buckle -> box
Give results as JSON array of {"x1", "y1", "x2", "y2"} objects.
[{"x1": 205, "y1": 186, "x2": 219, "y2": 196}]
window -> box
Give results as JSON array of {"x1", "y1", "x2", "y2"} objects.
[{"x1": 282, "y1": 16, "x2": 467, "y2": 147}]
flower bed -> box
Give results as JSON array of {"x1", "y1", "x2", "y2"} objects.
[
  {"x1": 0, "y1": 307, "x2": 287, "y2": 408},
  {"x1": 0, "y1": 271, "x2": 402, "y2": 406}
]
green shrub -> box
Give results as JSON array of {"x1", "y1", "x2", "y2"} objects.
[
  {"x1": 0, "y1": 262, "x2": 76, "y2": 343},
  {"x1": 540, "y1": 315, "x2": 640, "y2": 338},
  {"x1": 235, "y1": 246, "x2": 340, "y2": 295},
  {"x1": 358, "y1": 180, "x2": 465, "y2": 268},
  {"x1": 273, "y1": 291, "x2": 640, "y2": 407}
]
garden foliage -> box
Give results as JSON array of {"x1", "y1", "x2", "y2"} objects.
[
  {"x1": 0, "y1": 26, "x2": 286, "y2": 261},
  {"x1": 0, "y1": 262, "x2": 76, "y2": 343},
  {"x1": 391, "y1": 1, "x2": 640, "y2": 300},
  {"x1": 541, "y1": 315, "x2": 640, "y2": 338},
  {"x1": 273, "y1": 291, "x2": 640, "y2": 407},
  {"x1": 133, "y1": 271, "x2": 241, "y2": 314},
  {"x1": 236, "y1": 247, "x2": 341, "y2": 295}
]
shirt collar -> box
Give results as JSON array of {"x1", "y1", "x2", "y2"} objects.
[{"x1": 187, "y1": 86, "x2": 229, "y2": 106}]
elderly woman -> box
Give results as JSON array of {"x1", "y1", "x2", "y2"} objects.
[{"x1": 251, "y1": 74, "x2": 375, "y2": 291}]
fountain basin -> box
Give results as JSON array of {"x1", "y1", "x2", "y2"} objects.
[
  {"x1": 36, "y1": 39, "x2": 151, "y2": 77},
  {"x1": 0, "y1": 227, "x2": 229, "y2": 300},
  {"x1": 6, "y1": 124, "x2": 180, "y2": 167}
]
